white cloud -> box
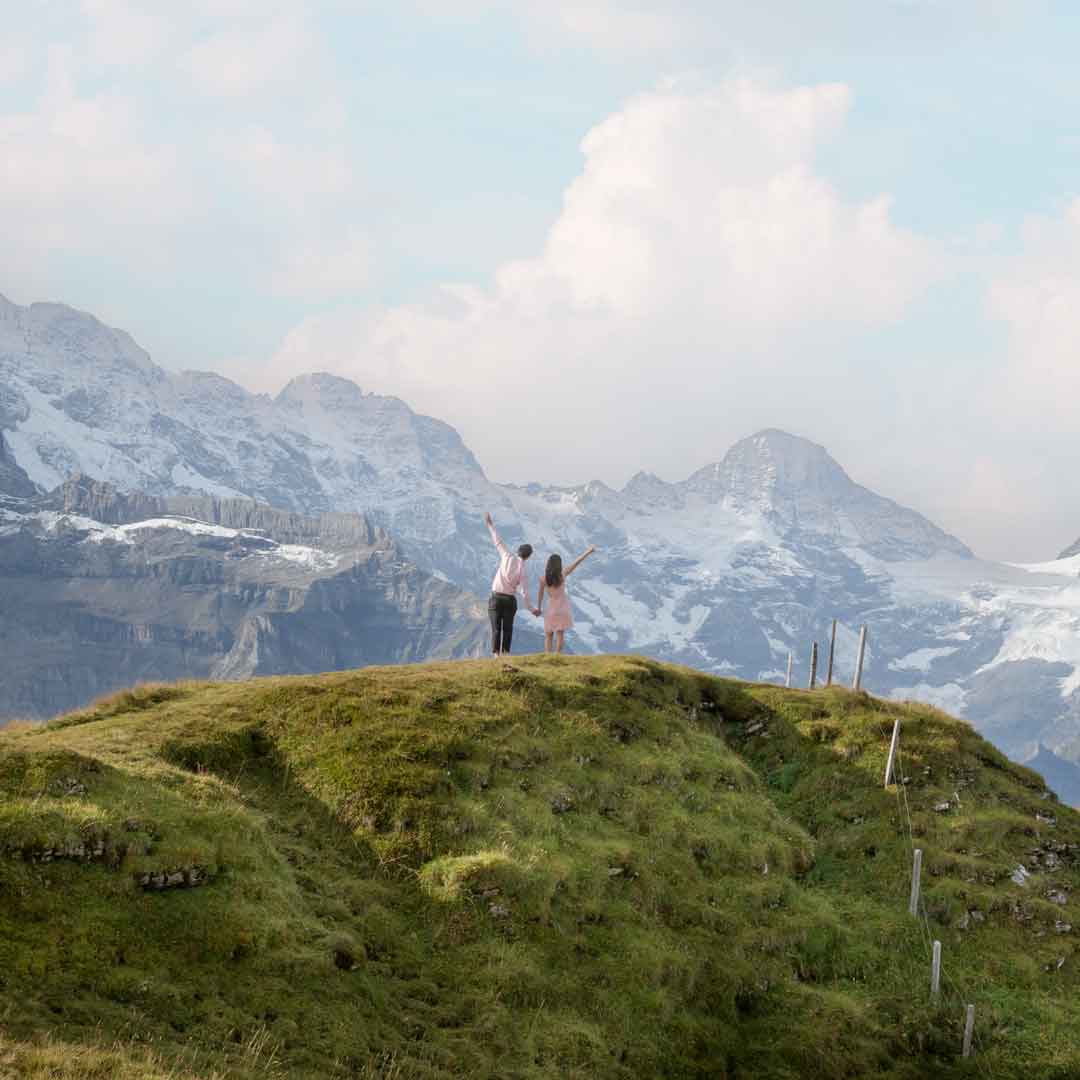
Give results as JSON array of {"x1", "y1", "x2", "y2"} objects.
[
  {"x1": 80, "y1": 0, "x2": 178, "y2": 69},
  {"x1": 180, "y1": 14, "x2": 317, "y2": 98},
  {"x1": 260, "y1": 77, "x2": 941, "y2": 484},
  {"x1": 0, "y1": 47, "x2": 187, "y2": 268},
  {"x1": 986, "y1": 198, "x2": 1080, "y2": 423},
  {"x1": 209, "y1": 125, "x2": 368, "y2": 295},
  {"x1": 0, "y1": 10, "x2": 370, "y2": 303},
  {"x1": 214, "y1": 126, "x2": 354, "y2": 207},
  {"x1": 270, "y1": 229, "x2": 372, "y2": 297},
  {"x1": 420, "y1": 0, "x2": 1028, "y2": 56},
  {"x1": 0, "y1": 39, "x2": 31, "y2": 84}
]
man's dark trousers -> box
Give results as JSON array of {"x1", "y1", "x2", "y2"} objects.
[{"x1": 489, "y1": 593, "x2": 517, "y2": 654}]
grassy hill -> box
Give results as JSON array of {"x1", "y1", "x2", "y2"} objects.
[{"x1": 1, "y1": 656, "x2": 1079, "y2": 1079}]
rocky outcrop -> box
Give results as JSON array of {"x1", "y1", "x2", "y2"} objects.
[
  {"x1": 0, "y1": 479, "x2": 490, "y2": 720},
  {"x1": 0, "y1": 431, "x2": 35, "y2": 498}
]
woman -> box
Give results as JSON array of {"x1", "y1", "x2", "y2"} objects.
[{"x1": 537, "y1": 545, "x2": 597, "y2": 654}]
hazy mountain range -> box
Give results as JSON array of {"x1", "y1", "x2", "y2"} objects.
[{"x1": 4, "y1": 293, "x2": 1080, "y2": 798}]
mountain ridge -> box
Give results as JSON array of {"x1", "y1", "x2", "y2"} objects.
[
  {"x1": 4, "y1": 293, "x2": 1080, "y2": 785},
  {"x1": 0, "y1": 475, "x2": 493, "y2": 719}
]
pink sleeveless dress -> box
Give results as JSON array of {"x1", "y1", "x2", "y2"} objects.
[{"x1": 544, "y1": 580, "x2": 573, "y2": 632}]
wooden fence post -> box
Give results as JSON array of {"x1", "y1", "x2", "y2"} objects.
[
  {"x1": 884, "y1": 719, "x2": 900, "y2": 787},
  {"x1": 785, "y1": 652, "x2": 792, "y2": 688},
  {"x1": 909, "y1": 849, "x2": 922, "y2": 917},
  {"x1": 853, "y1": 625, "x2": 868, "y2": 691},
  {"x1": 808, "y1": 642, "x2": 818, "y2": 690},
  {"x1": 931, "y1": 941, "x2": 941, "y2": 996},
  {"x1": 962, "y1": 1004, "x2": 975, "y2": 1058},
  {"x1": 825, "y1": 619, "x2": 837, "y2": 686}
]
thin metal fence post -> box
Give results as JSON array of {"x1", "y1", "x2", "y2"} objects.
[
  {"x1": 909, "y1": 849, "x2": 922, "y2": 917},
  {"x1": 884, "y1": 719, "x2": 900, "y2": 787},
  {"x1": 825, "y1": 619, "x2": 837, "y2": 686},
  {"x1": 963, "y1": 1002, "x2": 980, "y2": 1054},
  {"x1": 853, "y1": 625, "x2": 868, "y2": 691},
  {"x1": 931, "y1": 941, "x2": 941, "y2": 996}
]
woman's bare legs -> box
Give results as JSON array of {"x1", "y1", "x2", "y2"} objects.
[
  {"x1": 555, "y1": 630, "x2": 566, "y2": 655},
  {"x1": 544, "y1": 632, "x2": 554, "y2": 654}
]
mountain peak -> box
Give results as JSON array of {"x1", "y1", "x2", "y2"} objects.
[
  {"x1": 621, "y1": 470, "x2": 683, "y2": 509},
  {"x1": 679, "y1": 429, "x2": 970, "y2": 560},
  {"x1": 683, "y1": 429, "x2": 850, "y2": 504},
  {"x1": 726, "y1": 428, "x2": 851, "y2": 494},
  {"x1": 275, "y1": 372, "x2": 367, "y2": 411},
  {"x1": 0, "y1": 294, "x2": 160, "y2": 381}
]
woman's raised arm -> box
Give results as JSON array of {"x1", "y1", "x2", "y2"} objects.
[{"x1": 563, "y1": 545, "x2": 597, "y2": 578}]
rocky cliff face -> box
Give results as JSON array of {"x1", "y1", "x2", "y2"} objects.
[
  {"x1": 0, "y1": 432, "x2": 35, "y2": 499},
  {"x1": 0, "y1": 479, "x2": 490, "y2": 720}
]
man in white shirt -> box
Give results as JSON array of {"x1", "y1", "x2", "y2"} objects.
[{"x1": 484, "y1": 511, "x2": 539, "y2": 655}]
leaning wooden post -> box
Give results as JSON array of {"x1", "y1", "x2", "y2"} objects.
[
  {"x1": 908, "y1": 849, "x2": 922, "y2": 917},
  {"x1": 853, "y1": 625, "x2": 868, "y2": 691},
  {"x1": 825, "y1": 619, "x2": 837, "y2": 686},
  {"x1": 808, "y1": 642, "x2": 818, "y2": 690},
  {"x1": 785, "y1": 652, "x2": 793, "y2": 688},
  {"x1": 884, "y1": 719, "x2": 900, "y2": 787},
  {"x1": 962, "y1": 1004, "x2": 975, "y2": 1058},
  {"x1": 931, "y1": 941, "x2": 941, "y2": 997}
]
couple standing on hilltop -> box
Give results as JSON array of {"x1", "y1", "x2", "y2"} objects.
[{"x1": 484, "y1": 511, "x2": 596, "y2": 656}]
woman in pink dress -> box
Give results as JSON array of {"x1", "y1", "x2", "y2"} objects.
[{"x1": 537, "y1": 545, "x2": 597, "y2": 654}]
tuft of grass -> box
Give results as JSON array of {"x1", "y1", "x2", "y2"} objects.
[{"x1": 2, "y1": 656, "x2": 1079, "y2": 1077}]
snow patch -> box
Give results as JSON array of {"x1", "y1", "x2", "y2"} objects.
[
  {"x1": 259, "y1": 544, "x2": 341, "y2": 572},
  {"x1": 889, "y1": 646, "x2": 959, "y2": 673}
]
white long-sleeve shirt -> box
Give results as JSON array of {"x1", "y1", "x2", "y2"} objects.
[{"x1": 487, "y1": 520, "x2": 533, "y2": 608}]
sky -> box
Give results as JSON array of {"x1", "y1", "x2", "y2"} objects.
[{"x1": 3, "y1": 1, "x2": 1080, "y2": 561}]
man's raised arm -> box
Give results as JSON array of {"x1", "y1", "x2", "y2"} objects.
[{"x1": 484, "y1": 511, "x2": 509, "y2": 557}]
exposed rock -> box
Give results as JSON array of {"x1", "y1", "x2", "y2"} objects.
[
  {"x1": 956, "y1": 908, "x2": 985, "y2": 931},
  {"x1": 50, "y1": 776, "x2": 88, "y2": 798},
  {"x1": 0, "y1": 480, "x2": 491, "y2": 719},
  {"x1": 136, "y1": 865, "x2": 210, "y2": 890}
]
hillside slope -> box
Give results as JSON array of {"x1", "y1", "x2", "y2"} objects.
[{"x1": 1, "y1": 658, "x2": 1079, "y2": 1079}]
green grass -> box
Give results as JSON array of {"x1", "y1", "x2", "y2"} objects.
[{"x1": 1, "y1": 656, "x2": 1079, "y2": 1078}]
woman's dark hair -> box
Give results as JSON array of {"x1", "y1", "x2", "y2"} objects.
[
  {"x1": 545, "y1": 553, "x2": 563, "y2": 588},
  {"x1": 518, "y1": 544, "x2": 533, "y2": 560}
]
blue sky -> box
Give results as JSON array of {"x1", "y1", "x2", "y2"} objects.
[{"x1": 3, "y1": 1, "x2": 1080, "y2": 559}]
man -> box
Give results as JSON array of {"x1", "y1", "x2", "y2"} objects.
[{"x1": 484, "y1": 511, "x2": 539, "y2": 655}]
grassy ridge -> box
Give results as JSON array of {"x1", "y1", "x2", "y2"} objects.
[{"x1": 1, "y1": 656, "x2": 1078, "y2": 1078}]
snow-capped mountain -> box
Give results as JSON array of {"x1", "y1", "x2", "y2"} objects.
[
  {"x1": 0, "y1": 294, "x2": 502, "y2": 585},
  {"x1": 5, "y1": 293, "x2": 1080, "y2": 793}
]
